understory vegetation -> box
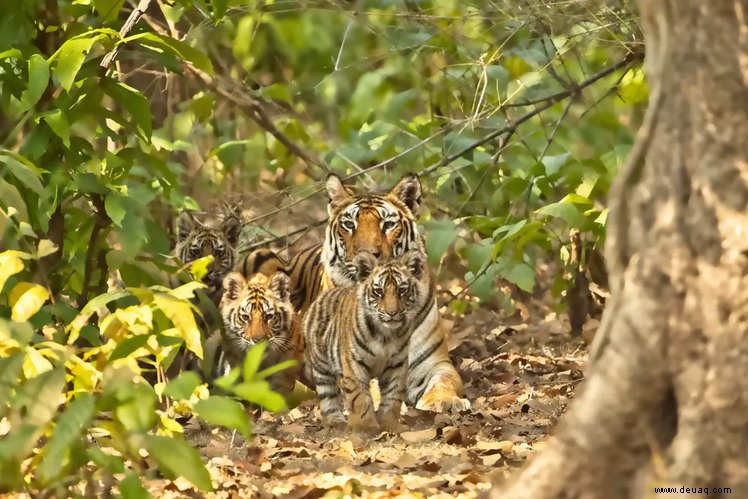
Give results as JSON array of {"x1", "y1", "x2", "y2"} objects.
[{"x1": 0, "y1": 0, "x2": 644, "y2": 494}]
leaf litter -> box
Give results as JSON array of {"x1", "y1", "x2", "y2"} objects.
[{"x1": 151, "y1": 291, "x2": 592, "y2": 498}]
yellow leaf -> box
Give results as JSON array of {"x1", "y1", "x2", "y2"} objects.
[
  {"x1": 188, "y1": 255, "x2": 213, "y2": 281},
  {"x1": 36, "y1": 239, "x2": 58, "y2": 259},
  {"x1": 10, "y1": 282, "x2": 49, "y2": 322},
  {"x1": 24, "y1": 345, "x2": 54, "y2": 378},
  {"x1": 113, "y1": 305, "x2": 153, "y2": 336},
  {"x1": 0, "y1": 251, "x2": 28, "y2": 292},
  {"x1": 66, "y1": 355, "x2": 102, "y2": 392},
  {"x1": 153, "y1": 294, "x2": 203, "y2": 359},
  {"x1": 157, "y1": 411, "x2": 184, "y2": 435}
]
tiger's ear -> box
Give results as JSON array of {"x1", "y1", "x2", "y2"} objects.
[
  {"x1": 268, "y1": 272, "x2": 291, "y2": 302},
  {"x1": 176, "y1": 212, "x2": 196, "y2": 243},
  {"x1": 388, "y1": 173, "x2": 422, "y2": 214},
  {"x1": 353, "y1": 252, "x2": 377, "y2": 281},
  {"x1": 222, "y1": 272, "x2": 247, "y2": 301},
  {"x1": 326, "y1": 174, "x2": 354, "y2": 215},
  {"x1": 404, "y1": 251, "x2": 425, "y2": 280},
  {"x1": 221, "y1": 215, "x2": 242, "y2": 247}
]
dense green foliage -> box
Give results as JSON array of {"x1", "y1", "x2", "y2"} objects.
[{"x1": 0, "y1": 0, "x2": 644, "y2": 494}]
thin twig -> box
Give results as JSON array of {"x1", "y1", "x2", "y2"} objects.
[
  {"x1": 243, "y1": 218, "x2": 327, "y2": 252},
  {"x1": 101, "y1": 0, "x2": 153, "y2": 69},
  {"x1": 190, "y1": 67, "x2": 329, "y2": 179},
  {"x1": 421, "y1": 51, "x2": 643, "y2": 176},
  {"x1": 80, "y1": 195, "x2": 111, "y2": 304}
]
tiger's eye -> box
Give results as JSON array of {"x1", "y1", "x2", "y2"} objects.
[
  {"x1": 382, "y1": 220, "x2": 397, "y2": 232},
  {"x1": 340, "y1": 220, "x2": 355, "y2": 231}
]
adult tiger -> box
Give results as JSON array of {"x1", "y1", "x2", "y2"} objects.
[{"x1": 288, "y1": 173, "x2": 470, "y2": 413}]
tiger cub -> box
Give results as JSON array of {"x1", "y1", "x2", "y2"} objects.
[
  {"x1": 174, "y1": 204, "x2": 242, "y2": 305},
  {"x1": 219, "y1": 269, "x2": 302, "y2": 393},
  {"x1": 303, "y1": 250, "x2": 429, "y2": 432}
]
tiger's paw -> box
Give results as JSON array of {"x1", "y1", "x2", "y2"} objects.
[
  {"x1": 377, "y1": 408, "x2": 402, "y2": 433},
  {"x1": 348, "y1": 417, "x2": 379, "y2": 434},
  {"x1": 415, "y1": 382, "x2": 471, "y2": 413}
]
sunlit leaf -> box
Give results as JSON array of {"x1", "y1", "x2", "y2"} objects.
[
  {"x1": 51, "y1": 34, "x2": 101, "y2": 91},
  {"x1": 36, "y1": 239, "x2": 58, "y2": 259},
  {"x1": 153, "y1": 293, "x2": 203, "y2": 359},
  {"x1": 0, "y1": 251, "x2": 27, "y2": 292},
  {"x1": 255, "y1": 359, "x2": 297, "y2": 380},
  {"x1": 0, "y1": 152, "x2": 45, "y2": 196},
  {"x1": 243, "y1": 341, "x2": 266, "y2": 381},
  {"x1": 10, "y1": 282, "x2": 50, "y2": 322},
  {"x1": 124, "y1": 32, "x2": 214, "y2": 75},
  {"x1": 23, "y1": 346, "x2": 54, "y2": 378},
  {"x1": 20, "y1": 54, "x2": 49, "y2": 110},
  {"x1": 42, "y1": 109, "x2": 70, "y2": 147},
  {"x1": 232, "y1": 380, "x2": 286, "y2": 412},
  {"x1": 163, "y1": 371, "x2": 201, "y2": 400}
]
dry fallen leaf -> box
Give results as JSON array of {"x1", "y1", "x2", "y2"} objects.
[{"x1": 400, "y1": 428, "x2": 437, "y2": 443}]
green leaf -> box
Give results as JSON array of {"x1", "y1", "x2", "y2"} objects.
[
  {"x1": 536, "y1": 201, "x2": 586, "y2": 228},
  {"x1": 232, "y1": 380, "x2": 286, "y2": 412},
  {"x1": 0, "y1": 152, "x2": 45, "y2": 196},
  {"x1": 51, "y1": 35, "x2": 101, "y2": 91},
  {"x1": 496, "y1": 257, "x2": 535, "y2": 293},
  {"x1": 255, "y1": 359, "x2": 297, "y2": 381},
  {"x1": 20, "y1": 54, "x2": 49, "y2": 110},
  {"x1": 104, "y1": 80, "x2": 153, "y2": 139},
  {"x1": 124, "y1": 32, "x2": 214, "y2": 75},
  {"x1": 120, "y1": 473, "x2": 151, "y2": 499},
  {"x1": 213, "y1": 366, "x2": 241, "y2": 391},
  {"x1": 145, "y1": 435, "x2": 213, "y2": 491},
  {"x1": 423, "y1": 219, "x2": 458, "y2": 266},
  {"x1": 211, "y1": 0, "x2": 228, "y2": 21},
  {"x1": 105, "y1": 192, "x2": 128, "y2": 227},
  {"x1": 37, "y1": 393, "x2": 95, "y2": 483},
  {"x1": 115, "y1": 383, "x2": 157, "y2": 432},
  {"x1": 193, "y1": 396, "x2": 252, "y2": 438},
  {"x1": 9, "y1": 282, "x2": 49, "y2": 322},
  {"x1": 42, "y1": 109, "x2": 71, "y2": 147},
  {"x1": 0, "y1": 354, "x2": 25, "y2": 419},
  {"x1": 93, "y1": 0, "x2": 125, "y2": 22},
  {"x1": 541, "y1": 153, "x2": 570, "y2": 176},
  {"x1": 163, "y1": 371, "x2": 201, "y2": 400},
  {"x1": 0, "y1": 177, "x2": 29, "y2": 223},
  {"x1": 243, "y1": 341, "x2": 267, "y2": 381},
  {"x1": 109, "y1": 334, "x2": 149, "y2": 360}
]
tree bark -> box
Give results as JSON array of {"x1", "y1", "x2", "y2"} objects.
[{"x1": 494, "y1": 1, "x2": 748, "y2": 497}]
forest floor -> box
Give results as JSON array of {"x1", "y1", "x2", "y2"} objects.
[{"x1": 148, "y1": 285, "x2": 597, "y2": 498}]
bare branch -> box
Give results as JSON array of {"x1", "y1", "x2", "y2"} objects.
[
  {"x1": 189, "y1": 67, "x2": 330, "y2": 180},
  {"x1": 101, "y1": 0, "x2": 153, "y2": 69}
]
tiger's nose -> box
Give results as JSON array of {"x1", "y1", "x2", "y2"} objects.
[{"x1": 371, "y1": 249, "x2": 381, "y2": 258}]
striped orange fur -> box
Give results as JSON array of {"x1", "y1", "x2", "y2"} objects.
[{"x1": 303, "y1": 250, "x2": 430, "y2": 431}]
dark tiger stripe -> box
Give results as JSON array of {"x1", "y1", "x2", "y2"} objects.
[{"x1": 408, "y1": 336, "x2": 444, "y2": 371}]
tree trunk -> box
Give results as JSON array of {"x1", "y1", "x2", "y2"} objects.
[{"x1": 494, "y1": 2, "x2": 748, "y2": 497}]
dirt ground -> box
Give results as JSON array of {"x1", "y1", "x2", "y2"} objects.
[{"x1": 148, "y1": 285, "x2": 595, "y2": 498}]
